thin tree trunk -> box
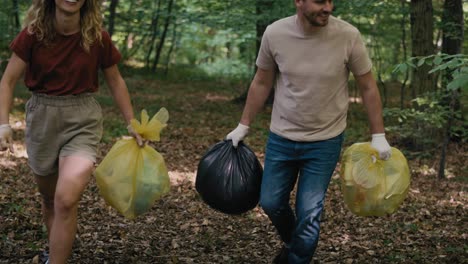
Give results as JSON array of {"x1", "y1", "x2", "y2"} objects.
[
  {"x1": 235, "y1": 0, "x2": 275, "y2": 103},
  {"x1": 373, "y1": 38, "x2": 387, "y2": 107},
  {"x1": 438, "y1": 90, "x2": 457, "y2": 179},
  {"x1": 107, "y1": 0, "x2": 119, "y2": 37},
  {"x1": 164, "y1": 22, "x2": 178, "y2": 77},
  {"x1": 12, "y1": 0, "x2": 20, "y2": 30},
  {"x1": 235, "y1": 0, "x2": 275, "y2": 104},
  {"x1": 438, "y1": 0, "x2": 464, "y2": 179},
  {"x1": 255, "y1": 0, "x2": 274, "y2": 70},
  {"x1": 146, "y1": 0, "x2": 162, "y2": 68},
  {"x1": 119, "y1": 1, "x2": 135, "y2": 56},
  {"x1": 121, "y1": 1, "x2": 151, "y2": 59},
  {"x1": 410, "y1": 0, "x2": 436, "y2": 97},
  {"x1": 442, "y1": 0, "x2": 463, "y2": 55},
  {"x1": 226, "y1": 42, "x2": 232, "y2": 59},
  {"x1": 152, "y1": 0, "x2": 174, "y2": 72},
  {"x1": 400, "y1": 0, "x2": 409, "y2": 109}
]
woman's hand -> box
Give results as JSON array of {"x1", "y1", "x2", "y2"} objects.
[
  {"x1": 127, "y1": 125, "x2": 144, "y2": 147},
  {"x1": 0, "y1": 124, "x2": 14, "y2": 152}
]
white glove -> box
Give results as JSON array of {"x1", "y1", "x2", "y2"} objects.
[
  {"x1": 371, "y1": 133, "x2": 391, "y2": 160},
  {"x1": 0, "y1": 124, "x2": 14, "y2": 152},
  {"x1": 127, "y1": 125, "x2": 144, "y2": 147},
  {"x1": 226, "y1": 123, "x2": 249, "y2": 147}
]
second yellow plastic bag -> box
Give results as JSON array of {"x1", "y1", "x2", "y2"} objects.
[
  {"x1": 95, "y1": 108, "x2": 170, "y2": 219},
  {"x1": 340, "y1": 143, "x2": 410, "y2": 216}
]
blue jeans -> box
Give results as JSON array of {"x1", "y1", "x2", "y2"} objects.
[{"x1": 260, "y1": 132, "x2": 344, "y2": 264}]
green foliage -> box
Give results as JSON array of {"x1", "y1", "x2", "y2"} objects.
[
  {"x1": 4, "y1": 0, "x2": 466, "y2": 85},
  {"x1": 345, "y1": 103, "x2": 371, "y2": 145},
  {"x1": 388, "y1": 53, "x2": 467, "y2": 155},
  {"x1": 384, "y1": 95, "x2": 450, "y2": 155},
  {"x1": 198, "y1": 58, "x2": 252, "y2": 80},
  {"x1": 0, "y1": 0, "x2": 30, "y2": 54},
  {"x1": 394, "y1": 53, "x2": 468, "y2": 91},
  {"x1": 465, "y1": 7, "x2": 468, "y2": 52},
  {"x1": 334, "y1": 0, "x2": 409, "y2": 81}
]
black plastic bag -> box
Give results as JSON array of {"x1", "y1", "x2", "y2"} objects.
[{"x1": 196, "y1": 140, "x2": 263, "y2": 214}]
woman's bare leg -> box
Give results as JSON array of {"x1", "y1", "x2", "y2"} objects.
[
  {"x1": 48, "y1": 156, "x2": 94, "y2": 264},
  {"x1": 35, "y1": 173, "x2": 59, "y2": 242}
]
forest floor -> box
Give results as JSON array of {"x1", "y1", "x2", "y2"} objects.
[{"x1": 1, "y1": 72, "x2": 467, "y2": 264}]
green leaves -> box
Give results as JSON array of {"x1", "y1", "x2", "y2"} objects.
[
  {"x1": 447, "y1": 74, "x2": 468, "y2": 91},
  {"x1": 393, "y1": 53, "x2": 468, "y2": 91}
]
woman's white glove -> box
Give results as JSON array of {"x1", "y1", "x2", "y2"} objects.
[
  {"x1": 127, "y1": 125, "x2": 144, "y2": 147},
  {"x1": 226, "y1": 123, "x2": 250, "y2": 147},
  {"x1": 371, "y1": 133, "x2": 391, "y2": 160},
  {"x1": 0, "y1": 124, "x2": 14, "y2": 152}
]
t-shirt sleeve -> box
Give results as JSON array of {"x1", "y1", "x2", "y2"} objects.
[
  {"x1": 256, "y1": 26, "x2": 276, "y2": 70},
  {"x1": 9, "y1": 28, "x2": 35, "y2": 63},
  {"x1": 100, "y1": 31, "x2": 122, "y2": 69},
  {"x1": 348, "y1": 32, "x2": 372, "y2": 76}
]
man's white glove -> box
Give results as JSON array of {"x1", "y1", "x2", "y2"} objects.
[
  {"x1": 371, "y1": 133, "x2": 391, "y2": 160},
  {"x1": 127, "y1": 125, "x2": 144, "y2": 147},
  {"x1": 0, "y1": 124, "x2": 14, "y2": 152},
  {"x1": 226, "y1": 123, "x2": 250, "y2": 147}
]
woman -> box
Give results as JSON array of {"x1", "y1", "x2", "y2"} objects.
[{"x1": 0, "y1": 0, "x2": 143, "y2": 263}]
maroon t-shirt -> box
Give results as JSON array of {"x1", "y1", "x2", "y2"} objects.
[{"x1": 10, "y1": 28, "x2": 121, "y2": 95}]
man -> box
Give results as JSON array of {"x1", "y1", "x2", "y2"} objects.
[{"x1": 226, "y1": 0, "x2": 391, "y2": 263}]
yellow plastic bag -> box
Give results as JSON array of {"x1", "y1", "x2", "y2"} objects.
[
  {"x1": 340, "y1": 143, "x2": 410, "y2": 216},
  {"x1": 95, "y1": 108, "x2": 170, "y2": 219}
]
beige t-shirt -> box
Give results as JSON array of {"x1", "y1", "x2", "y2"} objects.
[{"x1": 256, "y1": 15, "x2": 372, "y2": 142}]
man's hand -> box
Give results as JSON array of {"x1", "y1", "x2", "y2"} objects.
[
  {"x1": 127, "y1": 125, "x2": 144, "y2": 147},
  {"x1": 0, "y1": 124, "x2": 14, "y2": 152},
  {"x1": 226, "y1": 123, "x2": 250, "y2": 147},
  {"x1": 371, "y1": 133, "x2": 391, "y2": 160}
]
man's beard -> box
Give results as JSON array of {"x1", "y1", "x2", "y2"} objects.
[{"x1": 304, "y1": 11, "x2": 330, "y2": 27}]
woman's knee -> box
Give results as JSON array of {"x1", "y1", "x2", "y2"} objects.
[
  {"x1": 54, "y1": 192, "x2": 80, "y2": 213},
  {"x1": 54, "y1": 157, "x2": 93, "y2": 213}
]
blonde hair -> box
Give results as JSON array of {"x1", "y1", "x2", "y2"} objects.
[{"x1": 23, "y1": 0, "x2": 103, "y2": 52}]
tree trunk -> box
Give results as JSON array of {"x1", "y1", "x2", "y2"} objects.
[
  {"x1": 226, "y1": 42, "x2": 232, "y2": 59},
  {"x1": 256, "y1": 0, "x2": 274, "y2": 57},
  {"x1": 438, "y1": 91, "x2": 458, "y2": 179},
  {"x1": 374, "y1": 45, "x2": 387, "y2": 107},
  {"x1": 438, "y1": 0, "x2": 464, "y2": 180},
  {"x1": 145, "y1": 0, "x2": 162, "y2": 68},
  {"x1": 12, "y1": 0, "x2": 20, "y2": 30},
  {"x1": 410, "y1": 0, "x2": 436, "y2": 97},
  {"x1": 400, "y1": 0, "x2": 409, "y2": 110},
  {"x1": 441, "y1": 0, "x2": 463, "y2": 55},
  {"x1": 119, "y1": 1, "x2": 135, "y2": 56},
  {"x1": 164, "y1": 22, "x2": 178, "y2": 77},
  {"x1": 152, "y1": 0, "x2": 174, "y2": 72},
  {"x1": 234, "y1": 0, "x2": 275, "y2": 104},
  {"x1": 107, "y1": 0, "x2": 119, "y2": 37}
]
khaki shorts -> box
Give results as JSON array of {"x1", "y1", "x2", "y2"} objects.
[{"x1": 25, "y1": 93, "x2": 103, "y2": 176}]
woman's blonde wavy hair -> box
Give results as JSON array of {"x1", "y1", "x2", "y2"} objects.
[{"x1": 23, "y1": 0, "x2": 103, "y2": 52}]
